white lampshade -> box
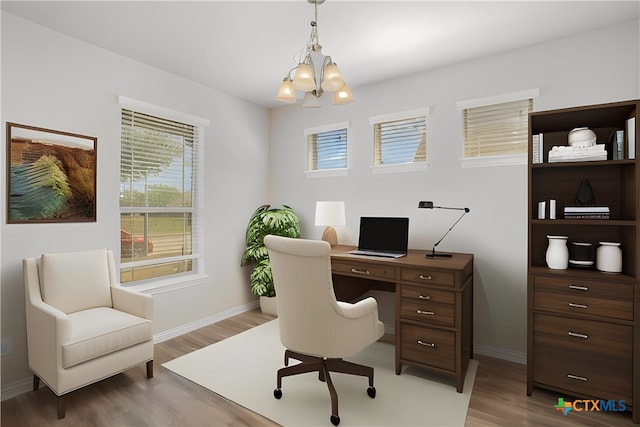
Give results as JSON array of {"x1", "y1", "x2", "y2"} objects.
[
  {"x1": 292, "y1": 62, "x2": 317, "y2": 92},
  {"x1": 302, "y1": 91, "x2": 322, "y2": 108},
  {"x1": 315, "y1": 201, "x2": 346, "y2": 226},
  {"x1": 333, "y1": 83, "x2": 354, "y2": 105},
  {"x1": 320, "y1": 62, "x2": 345, "y2": 92},
  {"x1": 275, "y1": 78, "x2": 296, "y2": 103}
]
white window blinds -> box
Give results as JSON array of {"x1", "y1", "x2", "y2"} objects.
[
  {"x1": 373, "y1": 116, "x2": 427, "y2": 165},
  {"x1": 120, "y1": 108, "x2": 202, "y2": 284},
  {"x1": 305, "y1": 122, "x2": 348, "y2": 171}
]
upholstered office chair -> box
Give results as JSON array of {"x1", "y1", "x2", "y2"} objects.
[
  {"x1": 23, "y1": 248, "x2": 154, "y2": 419},
  {"x1": 264, "y1": 235, "x2": 384, "y2": 426}
]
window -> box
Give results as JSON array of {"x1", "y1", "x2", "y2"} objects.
[
  {"x1": 457, "y1": 89, "x2": 538, "y2": 167},
  {"x1": 305, "y1": 121, "x2": 349, "y2": 177},
  {"x1": 119, "y1": 97, "x2": 208, "y2": 285},
  {"x1": 369, "y1": 108, "x2": 429, "y2": 174}
]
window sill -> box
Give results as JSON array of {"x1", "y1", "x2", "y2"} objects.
[
  {"x1": 459, "y1": 153, "x2": 527, "y2": 168},
  {"x1": 305, "y1": 168, "x2": 349, "y2": 178},
  {"x1": 370, "y1": 162, "x2": 429, "y2": 174},
  {"x1": 123, "y1": 273, "x2": 209, "y2": 295}
]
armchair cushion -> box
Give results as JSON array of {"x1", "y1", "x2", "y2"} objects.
[
  {"x1": 40, "y1": 248, "x2": 112, "y2": 314},
  {"x1": 63, "y1": 307, "x2": 152, "y2": 369}
]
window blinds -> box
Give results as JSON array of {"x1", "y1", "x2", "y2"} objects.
[
  {"x1": 307, "y1": 127, "x2": 348, "y2": 170},
  {"x1": 374, "y1": 116, "x2": 426, "y2": 165}
]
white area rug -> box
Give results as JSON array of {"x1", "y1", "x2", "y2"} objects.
[{"x1": 163, "y1": 320, "x2": 477, "y2": 426}]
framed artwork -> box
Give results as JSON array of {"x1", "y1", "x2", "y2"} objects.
[{"x1": 7, "y1": 122, "x2": 97, "y2": 223}]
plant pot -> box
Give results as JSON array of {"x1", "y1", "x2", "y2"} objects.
[{"x1": 259, "y1": 296, "x2": 278, "y2": 316}]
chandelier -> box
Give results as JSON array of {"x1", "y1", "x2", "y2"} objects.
[{"x1": 275, "y1": 0, "x2": 353, "y2": 107}]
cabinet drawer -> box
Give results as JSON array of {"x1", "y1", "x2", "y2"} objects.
[
  {"x1": 331, "y1": 260, "x2": 396, "y2": 282},
  {"x1": 533, "y1": 313, "x2": 632, "y2": 359},
  {"x1": 400, "y1": 268, "x2": 455, "y2": 287},
  {"x1": 401, "y1": 300, "x2": 455, "y2": 326},
  {"x1": 399, "y1": 324, "x2": 455, "y2": 372},
  {"x1": 400, "y1": 285, "x2": 455, "y2": 305},
  {"x1": 533, "y1": 344, "x2": 632, "y2": 401},
  {"x1": 533, "y1": 276, "x2": 633, "y2": 321}
]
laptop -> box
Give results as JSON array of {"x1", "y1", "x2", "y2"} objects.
[{"x1": 350, "y1": 217, "x2": 409, "y2": 258}]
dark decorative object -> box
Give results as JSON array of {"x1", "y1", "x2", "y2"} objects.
[
  {"x1": 7, "y1": 123, "x2": 97, "y2": 223},
  {"x1": 575, "y1": 179, "x2": 595, "y2": 206}
]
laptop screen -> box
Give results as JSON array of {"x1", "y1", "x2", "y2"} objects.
[{"x1": 357, "y1": 217, "x2": 409, "y2": 253}]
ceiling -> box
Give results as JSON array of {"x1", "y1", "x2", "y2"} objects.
[{"x1": 2, "y1": 1, "x2": 639, "y2": 109}]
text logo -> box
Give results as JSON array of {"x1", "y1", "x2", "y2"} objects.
[{"x1": 554, "y1": 397, "x2": 626, "y2": 416}]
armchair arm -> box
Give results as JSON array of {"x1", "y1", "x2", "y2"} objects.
[
  {"x1": 111, "y1": 286, "x2": 154, "y2": 320},
  {"x1": 336, "y1": 297, "x2": 379, "y2": 319}
]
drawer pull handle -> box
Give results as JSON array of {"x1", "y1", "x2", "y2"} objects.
[
  {"x1": 418, "y1": 295, "x2": 431, "y2": 300},
  {"x1": 417, "y1": 310, "x2": 435, "y2": 316},
  {"x1": 419, "y1": 275, "x2": 432, "y2": 280},
  {"x1": 569, "y1": 285, "x2": 589, "y2": 291},
  {"x1": 417, "y1": 340, "x2": 437, "y2": 349},
  {"x1": 568, "y1": 331, "x2": 588, "y2": 339},
  {"x1": 568, "y1": 303, "x2": 588, "y2": 309},
  {"x1": 567, "y1": 374, "x2": 588, "y2": 382},
  {"x1": 351, "y1": 268, "x2": 370, "y2": 275}
]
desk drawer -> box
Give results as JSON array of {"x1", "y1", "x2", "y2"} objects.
[
  {"x1": 331, "y1": 260, "x2": 396, "y2": 281},
  {"x1": 401, "y1": 300, "x2": 455, "y2": 326},
  {"x1": 401, "y1": 268, "x2": 455, "y2": 287},
  {"x1": 399, "y1": 324, "x2": 455, "y2": 372},
  {"x1": 533, "y1": 276, "x2": 633, "y2": 321},
  {"x1": 401, "y1": 285, "x2": 455, "y2": 305}
]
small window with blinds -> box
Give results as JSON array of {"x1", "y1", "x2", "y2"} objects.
[
  {"x1": 120, "y1": 107, "x2": 202, "y2": 284},
  {"x1": 305, "y1": 122, "x2": 349, "y2": 173},
  {"x1": 368, "y1": 108, "x2": 429, "y2": 173}
]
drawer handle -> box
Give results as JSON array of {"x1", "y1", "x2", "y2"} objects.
[
  {"x1": 568, "y1": 303, "x2": 588, "y2": 309},
  {"x1": 418, "y1": 295, "x2": 431, "y2": 300},
  {"x1": 417, "y1": 310, "x2": 435, "y2": 316},
  {"x1": 567, "y1": 374, "x2": 588, "y2": 382},
  {"x1": 569, "y1": 285, "x2": 589, "y2": 291},
  {"x1": 568, "y1": 331, "x2": 588, "y2": 339},
  {"x1": 351, "y1": 268, "x2": 370, "y2": 275},
  {"x1": 417, "y1": 340, "x2": 437, "y2": 349},
  {"x1": 419, "y1": 274, "x2": 432, "y2": 280}
]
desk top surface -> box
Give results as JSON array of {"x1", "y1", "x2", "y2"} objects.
[{"x1": 330, "y1": 245, "x2": 473, "y2": 270}]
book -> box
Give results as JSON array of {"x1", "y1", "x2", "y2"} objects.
[
  {"x1": 628, "y1": 117, "x2": 636, "y2": 160},
  {"x1": 549, "y1": 199, "x2": 556, "y2": 219},
  {"x1": 538, "y1": 201, "x2": 546, "y2": 219},
  {"x1": 532, "y1": 134, "x2": 540, "y2": 163},
  {"x1": 614, "y1": 130, "x2": 624, "y2": 160},
  {"x1": 564, "y1": 206, "x2": 610, "y2": 213}
]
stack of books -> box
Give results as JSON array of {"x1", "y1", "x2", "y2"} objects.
[
  {"x1": 564, "y1": 206, "x2": 610, "y2": 219},
  {"x1": 548, "y1": 144, "x2": 607, "y2": 163}
]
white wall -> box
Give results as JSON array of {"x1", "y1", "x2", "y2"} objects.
[
  {"x1": 269, "y1": 20, "x2": 640, "y2": 360},
  {"x1": 1, "y1": 13, "x2": 269, "y2": 388}
]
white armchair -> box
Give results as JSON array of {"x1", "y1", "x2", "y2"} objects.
[
  {"x1": 264, "y1": 235, "x2": 384, "y2": 426},
  {"x1": 23, "y1": 248, "x2": 154, "y2": 419}
]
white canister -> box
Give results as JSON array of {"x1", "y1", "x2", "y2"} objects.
[
  {"x1": 596, "y1": 242, "x2": 622, "y2": 273},
  {"x1": 546, "y1": 235, "x2": 569, "y2": 270}
]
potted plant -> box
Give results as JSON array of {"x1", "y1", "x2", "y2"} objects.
[{"x1": 241, "y1": 204, "x2": 301, "y2": 315}]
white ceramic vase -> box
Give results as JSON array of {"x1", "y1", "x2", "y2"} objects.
[
  {"x1": 546, "y1": 235, "x2": 569, "y2": 269},
  {"x1": 596, "y1": 242, "x2": 622, "y2": 273}
]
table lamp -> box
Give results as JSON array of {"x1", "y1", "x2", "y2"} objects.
[
  {"x1": 315, "y1": 201, "x2": 346, "y2": 247},
  {"x1": 418, "y1": 201, "x2": 470, "y2": 258}
]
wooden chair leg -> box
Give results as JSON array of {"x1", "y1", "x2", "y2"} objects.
[
  {"x1": 57, "y1": 395, "x2": 66, "y2": 419},
  {"x1": 146, "y1": 360, "x2": 154, "y2": 379},
  {"x1": 321, "y1": 361, "x2": 339, "y2": 420},
  {"x1": 32, "y1": 375, "x2": 40, "y2": 391}
]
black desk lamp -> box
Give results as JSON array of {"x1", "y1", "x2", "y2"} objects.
[{"x1": 418, "y1": 201, "x2": 470, "y2": 258}]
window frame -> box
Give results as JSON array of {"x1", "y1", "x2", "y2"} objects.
[
  {"x1": 368, "y1": 107, "x2": 430, "y2": 174},
  {"x1": 457, "y1": 89, "x2": 539, "y2": 168},
  {"x1": 118, "y1": 96, "x2": 209, "y2": 293},
  {"x1": 304, "y1": 121, "x2": 350, "y2": 178}
]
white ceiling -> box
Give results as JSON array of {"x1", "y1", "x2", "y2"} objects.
[{"x1": 2, "y1": 1, "x2": 639, "y2": 109}]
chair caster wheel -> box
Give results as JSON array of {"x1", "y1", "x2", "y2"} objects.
[
  {"x1": 367, "y1": 386, "x2": 376, "y2": 398},
  {"x1": 330, "y1": 414, "x2": 340, "y2": 426},
  {"x1": 273, "y1": 388, "x2": 282, "y2": 399}
]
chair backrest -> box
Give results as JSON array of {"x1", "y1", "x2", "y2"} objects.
[
  {"x1": 36, "y1": 248, "x2": 115, "y2": 314},
  {"x1": 264, "y1": 235, "x2": 344, "y2": 355}
]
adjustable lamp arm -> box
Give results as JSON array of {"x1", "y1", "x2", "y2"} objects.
[{"x1": 418, "y1": 201, "x2": 470, "y2": 258}]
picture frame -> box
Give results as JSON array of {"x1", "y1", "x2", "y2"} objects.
[{"x1": 7, "y1": 122, "x2": 97, "y2": 223}]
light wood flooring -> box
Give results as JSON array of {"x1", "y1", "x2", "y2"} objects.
[{"x1": 2, "y1": 308, "x2": 636, "y2": 426}]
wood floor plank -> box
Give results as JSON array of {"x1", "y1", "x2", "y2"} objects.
[{"x1": 2, "y1": 308, "x2": 636, "y2": 426}]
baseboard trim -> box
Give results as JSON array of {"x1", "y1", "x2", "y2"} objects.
[
  {"x1": 1, "y1": 300, "x2": 260, "y2": 402},
  {"x1": 473, "y1": 343, "x2": 526, "y2": 365},
  {"x1": 153, "y1": 300, "x2": 259, "y2": 343}
]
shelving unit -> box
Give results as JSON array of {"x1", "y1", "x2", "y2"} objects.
[{"x1": 527, "y1": 99, "x2": 640, "y2": 424}]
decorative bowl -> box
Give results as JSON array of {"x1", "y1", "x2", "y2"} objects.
[{"x1": 568, "y1": 127, "x2": 597, "y2": 147}]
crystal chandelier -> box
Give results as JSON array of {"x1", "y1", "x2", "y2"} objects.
[{"x1": 275, "y1": 0, "x2": 353, "y2": 107}]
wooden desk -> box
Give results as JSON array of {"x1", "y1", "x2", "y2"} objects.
[{"x1": 330, "y1": 245, "x2": 474, "y2": 392}]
